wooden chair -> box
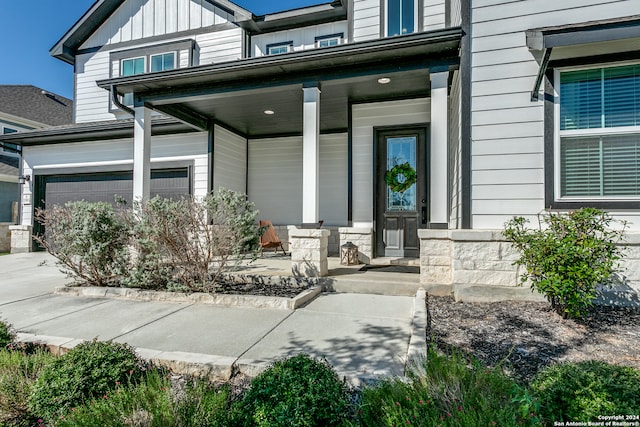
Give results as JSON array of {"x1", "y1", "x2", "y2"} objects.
[{"x1": 259, "y1": 220, "x2": 287, "y2": 255}]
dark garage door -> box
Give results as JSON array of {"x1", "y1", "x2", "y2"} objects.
[{"x1": 42, "y1": 168, "x2": 190, "y2": 208}]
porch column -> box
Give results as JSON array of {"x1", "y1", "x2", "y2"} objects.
[
  {"x1": 133, "y1": 105, "x2": 152, "y2": 202},
  {"x1": 429, "y1": 72, "x2": 449, "y2": 226},
  {"x1": 302, "y1": 84, "x2": 321, "y2": 224}
]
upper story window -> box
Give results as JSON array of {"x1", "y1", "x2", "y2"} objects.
[
  {"x1": 150, "y1": 53, "x2": 176, "y2": 72},
  {"x1": 556, "y1": 63, "x2": 640, "y2": 198},
  {"x1": 315, "y1": 33, "x2": 343, "y2": 48},
  {"x1": 387, "y1": 0, "x2": 416, "y2": 37},
  {"x1": 2, "y1": 127, "x2": 18, "y2": 153},
  {"x1": 267, "y1": 42, "x2": 293, "y2": 55}
]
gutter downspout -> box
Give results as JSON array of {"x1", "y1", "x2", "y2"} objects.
[{"x1": 110, "y1": 85, "x2": 135, "y2": 116}]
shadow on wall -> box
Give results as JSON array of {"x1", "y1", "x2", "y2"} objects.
[{"x1": 595, "y1": 273, "x2": 640, "y2": 307}]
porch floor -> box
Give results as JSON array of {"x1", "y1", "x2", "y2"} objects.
[{"x1": 234, "y1": 254, "x2": 422, "y2": 296}]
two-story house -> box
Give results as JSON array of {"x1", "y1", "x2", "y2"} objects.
[{"x1": 3, "y1": 0, "x2": 640, "y2": 302}]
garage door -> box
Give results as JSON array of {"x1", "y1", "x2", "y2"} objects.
[{"x1": 42, "y1": 168, "x2": 190, "y2": 208}]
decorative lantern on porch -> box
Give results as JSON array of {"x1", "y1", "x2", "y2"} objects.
[{"x1": 340, "y1": 241, "x2": 359, "y2": 266}]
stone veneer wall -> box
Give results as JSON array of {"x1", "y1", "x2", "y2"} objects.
[
  {"x1": 419, "y1": 230, "x2": 640, "y2": 305},
  {"x1": 338, "y1": 227, "x2": 373, "y2": 263},
  {"x1": 288, "y1": 227, "x2": 330, "y2": 277},
  {"x1": 0, "y1": 223, "x2": 12, "y2": 252},
  {"x1": 10, "y1": 225, "x2": 32, "y2": 254},
  {"x1": 272, "y1": 225, "x2": 340, "y2": 256}
]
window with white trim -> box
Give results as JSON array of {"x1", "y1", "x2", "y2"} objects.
[
  {"x1": 121, "y1": 57, "x2": 145, "y2": 106},
  {"x1": 267, "y1": 42, "x2": 292, "y2": 55},
  {"x1": 150, "y1": 52, "x2": 176, "y2": 72},
  {"x1": 2, "y1": 127, "x2": 18, "y2": 153},
  {"x1": 387, "y1": 0, "x2": 416, "y2": 37},
  {"x1": 557, "y1": 63, "x2": 640, "y2": 198},
  {"x1": 315, "y1": 34, "x2": 343, "y2": 48}
]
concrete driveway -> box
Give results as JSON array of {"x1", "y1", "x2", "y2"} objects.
[{"x1": 0, "y1": 252, "x2": 422, "y2": 382}]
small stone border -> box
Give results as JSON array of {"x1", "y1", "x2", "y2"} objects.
[
  {"x1": 406, "y1": 288, "x2": 428, "y2": 368},
  {"x1": 54, "y1": 285, "x2": 322, "y2": 311}
]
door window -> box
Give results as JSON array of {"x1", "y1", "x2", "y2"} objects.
[{"x1": 385, "y1": 136, "x2": 417, "y2": 211}]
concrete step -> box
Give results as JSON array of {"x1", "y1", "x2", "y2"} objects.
[
  {"x1": 369, "y1": 257, "x2": 420, "y2": 266},
  {"x1": 322, "y1": 267, "x2": 422, "y2": 296}
]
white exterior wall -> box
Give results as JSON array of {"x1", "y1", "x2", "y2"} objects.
[
  {"x1": 351, "y1": 98, "x2": 430, "y2": 228},
  {"x1": 197, "y1": 28, "x2": 243, "y2": 64},
  {"x1": 213, "y1": 125, "x2": 247, "y2": 194},
  {"x1": 424, "y1": 0, "x2": 446, "y2": 32},
  {"x1": 252, "y1": 22, "x2": 348, "y2": 57},
  {"x1": 352, "y1": 0, "x2": 381, "y2": 41},
  {"x1": 79, "y1": 0, "x2": 234, "y2": 48},
  {"x1": 470, "y1": 0, "x2": 640, "y2": 230},
  {"x1": 247, "y1": 134, "x2": 348, "y2": 226},
  {"x1": 20, "y1": 133, "x2": 208, "y2": 226},
  {"x1": 449, "y1": 70, "x2": 462, "y2": 229}
]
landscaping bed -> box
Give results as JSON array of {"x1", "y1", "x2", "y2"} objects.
[{"x1": 427, "y1": 295, "x2": 640, "y2": 382}]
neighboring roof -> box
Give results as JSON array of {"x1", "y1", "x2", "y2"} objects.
[
  {"x1": 50, "y1": 0, "x2": 345, "y2": 65},
  {"x1": 0, "y1": 117, "x2": 197, "y2": 146},
  {"x1": 0, "y1": 86, "x2": 73, "y2": 127},
  {"x1": 0, "y1": 155, "x2": 19, "y2": 176}
]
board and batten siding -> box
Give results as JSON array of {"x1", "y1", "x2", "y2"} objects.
[
  {"x1": 21, "y1": 133, "x2": 208, "y2": 226},
  {"x1": 448, "y1": 70, "x2": 462, "y2": 229},
  {"x1": 470, "y1": 0, "x2": 640, "y2": 230},
  {"x1": 251, "y1": 22, "x2": 348, "y2": 57},
  {"x1": 351, "y1": 98, "x2": 430, "y2": 228},
  {"x1": 213, "y1": 126, "x2": 247, "y2": 194},
  {"x1": 79, "y1": 0, "x2": 234, "y2": 49},
  {"x1": 247, "y1": 134, "x2": 348, "y2": 226}
]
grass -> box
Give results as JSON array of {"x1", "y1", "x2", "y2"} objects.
[
  {"x1": 357, "y1": 347, "x2": 540, "y2": 426},
  {"x1": 0, "y1": 348, "x2": 55, "y2": 427}
]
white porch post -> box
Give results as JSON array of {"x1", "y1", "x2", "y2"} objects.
[
  {"x1": 302, "y1": 84, "x2": 321, "y2": 224},
  {"x1": 429, "y1": 72, "x2": 449, "y2": 226},
  {"x1": 133, "y1": 105, "x2": 151, "y2": 202}
]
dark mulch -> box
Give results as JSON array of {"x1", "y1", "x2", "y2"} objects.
[
  {"x1": 212, "y1": 281, "x2": 308, "y2": 298},
  {"x1": 426, "y1": 295, "x2": 640, "y2": 382}
]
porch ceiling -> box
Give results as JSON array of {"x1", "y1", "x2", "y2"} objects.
[
  {"x1": 158, "y1": 69, "x2": 432, "y2": 137},
  {"x1": 98, "y1": 28, "x2": 462, "y2": 138}
]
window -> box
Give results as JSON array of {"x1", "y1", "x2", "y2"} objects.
[
  {"x1": 557, "y1": 64, "x2": 640, "y2": 198},
  {"x1": 121, "y1": 57, "x2": 145, "y2": 106},
  {"x1": 150, "y1": 52, "x2": 175, "y2": 72},
  {"x1": 387, "y1": 0, "x2": 416, "y2": 37},
  {"x1": 267, "y1": 42, "x2": 292, "y2": 55},
  {"x1": 315, "y1": 34, "x2": 343, "y2": 48}
]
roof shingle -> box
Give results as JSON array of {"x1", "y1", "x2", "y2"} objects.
[{"x1": 0, "y1": 85, "x2": 73, "y2": 127}]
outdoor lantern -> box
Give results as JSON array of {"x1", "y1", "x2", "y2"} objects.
[{"x1": 340, "y1": 241, "x2": 359, "y2": 266}]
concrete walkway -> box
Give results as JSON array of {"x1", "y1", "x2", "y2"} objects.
[{"x1": 0, "y1": 252, "x2": 424, "y2": 383}]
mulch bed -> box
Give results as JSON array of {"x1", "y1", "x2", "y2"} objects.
[
  {"x1": 426, "y1": 295, "x2": 640, "y2": 382},
  {"x1": 212, "y1": 279, "x2": 314, "y2": 298}
]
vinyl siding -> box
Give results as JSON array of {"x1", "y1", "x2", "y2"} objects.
[
  {"x1": 79, "y1": 0, "x2": 234, "y2": 49},
  {"x1": 470, "y1": 0, "x2": 640, "y2": 229},
  {"x1": 352, "y1": 0, "x2": 381, "y2": 41},
  {"x1": 252, "y1": 22, "x2": 348, "y2": 57},
  {"x1": 351, "y1": 98, "x2": 430, "y2": 227},
  {"x1": 75, "y1": 51, "x2": 114, "y2": 123},
  {"x1": 247, "y1": 134, "x2": 348, "y2": 226},
  {"x1": 448, "y1": 70, "x2": 462, "y2": 228},
  {"x1": 21, "y1": 133, "x2": 208, "y2": 225},
  {"x1": 213, "y1": 125, "x2": 247, "y2": 194},
  {"x1": 197, "y1": 28, "x2": 243, "y2": 64},
  {"x1": 424, "y1": 0, "x2": 446, "y2": 32}
]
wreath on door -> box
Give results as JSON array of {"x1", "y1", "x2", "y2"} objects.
[{"x1": 384, "y1": 162, "x2": 417, "y2": 193}]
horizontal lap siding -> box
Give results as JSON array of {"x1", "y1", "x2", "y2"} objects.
[
  {"x1": 424, "y1": 0, "x2": 445, "y2": 32},
  {"x1": 470, "y1": 0, "x2": 640, "y2": 229},
  {"x1": 21, "y1": 133, "x2": 208, "y2": 225},
  {"x1": 351, "y1": 98, "x2": 430, "y2": 227},
  {"x1": 353, "y1": 0, "x2": 380, "y2": 41},
  {"x1": 214, "y1": 126, "x2": 247, "y2": 194},
  {"x1": 75, "y1": 52, "x2": 113, "y2": 123},
  {"x1": 197, "y1": 29, "x2": 243, "y2": 64},
  {"x1": 247, "y1": 135, "x2": 348, "y2": 226},
  {"x1": 449, "y1": 71, "x2": 462, "y2": 228},
  {"x1": 252, "y1": 22, "x2": 349, "y2": 57}
]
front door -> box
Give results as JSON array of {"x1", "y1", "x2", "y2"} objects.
[{"x1": 376, "y1": 127, "x2": 428, "y2": 258}]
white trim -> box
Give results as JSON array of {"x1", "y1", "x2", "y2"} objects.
[
  {"x1": 120, "y1": 56, "x2": 146, "y2": 77},
  {"x1": 384, "y1": 0, "x2": 418, "y2": 37},
  {"x1": 149, "y1": 51, "x2": 177, "y2": 72}
]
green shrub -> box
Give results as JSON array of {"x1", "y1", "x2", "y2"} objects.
[
  {"x1": 358, "y1": 348, "x2": 540, "y2": 426},
  {"x1": 503, "y1": 208, "x2": 625, "y2": 318},
  {"x1": 34, "y1": 201, "x2": 129, "y2": 287},
  {"x1": 28, "y1": 339, "x2": 146, "y2": 422},
  {"x1": 237, "y1": 354, "x2": 350, "y2": 427},
  {"x1": 532, "y1": 361, "x2": 640, "y2": 424},
  {"x1": 57, "y1": 369, "x2": 231, "y2": 427},
  {"x1": 0, "y1": 349, "x2": 54, "y2": 427},
  {"x1": 0, "y1": 320, "x2": 15, "y2": 349}
]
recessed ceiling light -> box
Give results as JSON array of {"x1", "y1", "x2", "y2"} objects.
[
  {"x1": 264, "y1": 110, "x2": 275, "y2": 115},
  {"x1": 378, "y1": 77, "x2": 391, "y2": 84}
]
